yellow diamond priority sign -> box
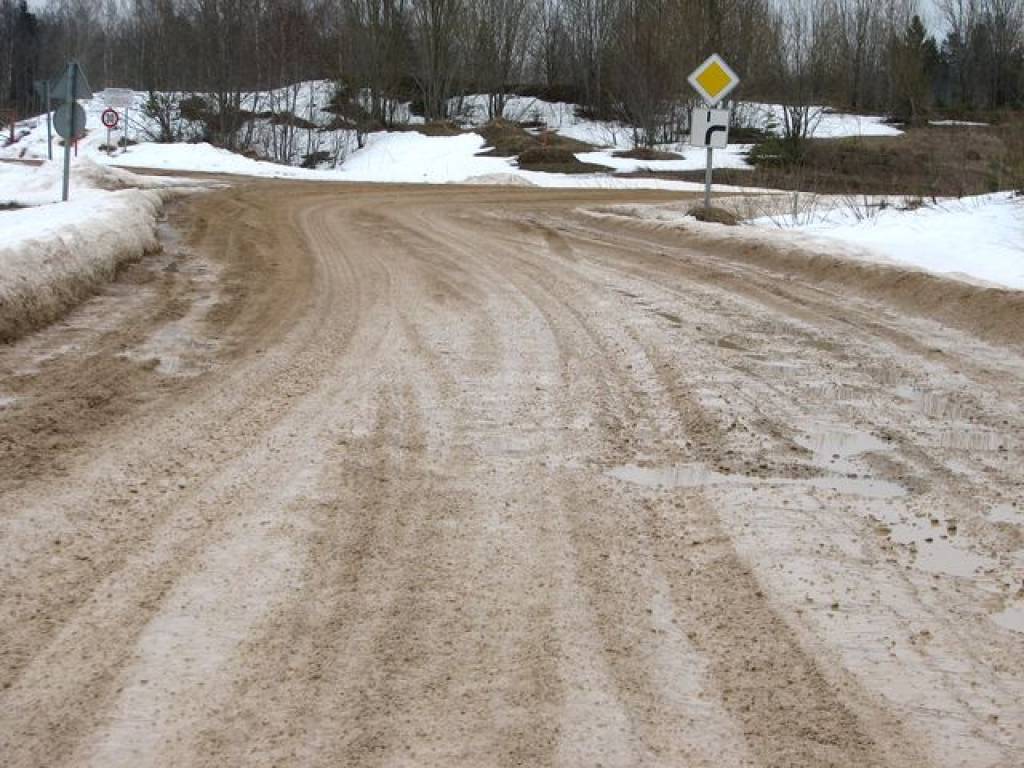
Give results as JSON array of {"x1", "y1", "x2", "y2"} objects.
[{"x1": 688, "y1": 54, "x2": 740, "y2": 106}]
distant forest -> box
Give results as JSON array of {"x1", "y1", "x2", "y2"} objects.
[{"x1": 3, "y1": 0, "x2": 1023, "y2": 136}]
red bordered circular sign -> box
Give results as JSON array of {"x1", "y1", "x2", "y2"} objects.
[{"x1": 101, "y1": 108, "x2": 119, "y2": 129}]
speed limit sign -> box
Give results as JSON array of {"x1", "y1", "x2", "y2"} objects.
[{"x1": 101, "y1": 108, "x2": 119, "y2": 129}]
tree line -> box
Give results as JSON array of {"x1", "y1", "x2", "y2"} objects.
[{"x1": 2, "y1": 0, "x2": 1023, "y2": 146}]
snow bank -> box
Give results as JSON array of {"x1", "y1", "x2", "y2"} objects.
[
  {"x1": 1, "y1": 160, "x2": 202, "y2": 341},
  {"x1": 751, "y1": 193, "x2": 1024, "y2": 290},
  {"x1": 112, "y1": 141, "x2": 316, "y2": 178},
  {"x1": 1, "y1": 157, "x2": 194, "y2": 205},
  {"x1": 583, "y1": 200, "x2": 1024, "y2": 345}
]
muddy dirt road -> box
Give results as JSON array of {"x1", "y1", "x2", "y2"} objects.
[{"x1": 1, "y1": 182, "x2": 1022, "y2": 767}]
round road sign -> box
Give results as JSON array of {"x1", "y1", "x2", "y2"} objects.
[
  {"x1": 101, "y1": 108, "x2": 119, "y2": 129},
  {"x1": 54, "y1": 102, "x2": 87, "y2": 140}
]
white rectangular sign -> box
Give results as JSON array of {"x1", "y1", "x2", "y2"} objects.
[
  {"x1": 691, "y1": 108, "x2": 730, "y2": 149},
  {"x1": 103, "y1": 88, "x2": 135, "y2": 108}
]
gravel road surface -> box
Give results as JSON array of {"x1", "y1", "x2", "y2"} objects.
[{"x1": 1, "y1": 181, "x2": 1022, "y2": 767}]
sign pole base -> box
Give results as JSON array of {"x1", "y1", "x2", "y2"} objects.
[{"x1": 704, "y1": 147, "x2": 713, "y2": 211}]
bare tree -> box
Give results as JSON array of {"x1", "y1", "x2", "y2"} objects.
[
  {"x1": 411, "y1": 0, "x2": 464, "y2": 119},
  {"x1": 468, "y1": 0, "x2": 535, "y2": 118}
]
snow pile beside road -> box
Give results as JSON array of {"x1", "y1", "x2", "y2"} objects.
[
  {"x1": 112, "y1": 141, "x2": 316, "y2": 178},
  {"x1": 0, "y1": 160, "x2": 202, "y2": 341},
  {"x1": 753, "y1": 193, "x2": 1024, "y2": 289}
]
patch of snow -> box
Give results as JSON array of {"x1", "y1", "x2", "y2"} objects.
[
  {"x1": 737, "y1": 102, "x2": 904, "y2": 138},
  {"x1": 110, "y1": 142, "x2": 314, "y2": 178},
  {"x1": 512, "y1": 170, "x2": 758, "y2": 193},
  {"x1": 334, "y1": 132, "x2": 514, "y2": 183},
  {"x1": 752, "y1": 193, "x2": 1024, "y2": 290},
  {"x1": 578, "y1": 145, "x2": 753, "y2": 173}
]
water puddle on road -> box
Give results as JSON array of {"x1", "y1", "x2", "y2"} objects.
[
  {"x1": 884, "y1": 518, "x2": 994, "y2": 578},
  {"x1": 607, "y1": 464, "x2": 729, "y2": 489},
  {"x1": 894, "y1": 385, "x2": 966, "y2": 420},
  {"x1": 992, "y1": 603, "x2": 1024, "y2": 634},
  {"x1": 935, "y1": 429, "x2": 1012, "y2": 452},
  {"x1": 607, "y1": 463, "x2": 905, "y2": 499},
  {"x1": 608, "y1": 419, "x2": 907, "y2": 500},
  {"x1": 796, "y1": 429, "x2": 890, "y2": 467}
]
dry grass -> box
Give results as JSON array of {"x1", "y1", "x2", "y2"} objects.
[
  {"x1": 473, "y1": 120, "x2": 601, "y2": 172},
  {"x1": 516, "y1": 146, "x2": 607, "y2": 173},
  {"x1": 615, "y1": 147, "x2": 682, "y2": 161},
  {"x1": 393, "y1": 121, "x2": 464, "y2": 137},
  {"x1": 478, "y1": 120, "x2": 595, "y2": 157}
]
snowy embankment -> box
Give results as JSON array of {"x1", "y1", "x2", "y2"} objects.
[
  {"x1": 599, "y1": 192, "x2": 1024, "y2": 290},
  {"x1": 752, "y1": 193, "x2": 1024, "y2": 289},
  {"x1": 0, "y1": 160, "x2": 202, "y2": 341},
  {"x1": 587, "y1": 192, "x2": 1024, "y2": 345}
]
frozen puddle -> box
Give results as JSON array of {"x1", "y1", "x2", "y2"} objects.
[
  {"x1": 609, "y1": 424, "x2": 905, "y2": 499},
  {"x1": 992, "y1": 603, "x2": 1024, "y2": 634},
  {"x1": 607, "y1": 464, "x2": 726, "y2": 489},
  {"x1": 607, "y1": 463, "x2": 905, "y2": 499},
  {"x1": 0, "y1": 394, "x2": 16, "y2": 409}
]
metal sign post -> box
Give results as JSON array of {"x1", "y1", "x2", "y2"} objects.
[
  {"x1": 51, "y1": 62, "x2": 92, "y2": 201},
  {"x1": 61, "y1": 65, "x2": 77, "y2": 201},
  {"x1": 687, "y1": 54, "x2": 740, "y2": 212},
  {"x1": 61, "y1": 65, "x2": 76, "y2": 201},
  {"x1": 45, "y1": 81, "x2": 52, "y2": 160}
]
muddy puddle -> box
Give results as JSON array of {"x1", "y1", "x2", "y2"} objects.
[
  {"x1": 609, "y1": 423, "x2": 907, "y2": 499},
  {"x1": 894, "y1": 385, "x2": 967, "y2": 420},
  {"x1": 607, "y1": 463, "x2": 905, "y2": 500},
  {"x1": 935, "y1": 428, "x2": 1013, "y2": 452}
]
